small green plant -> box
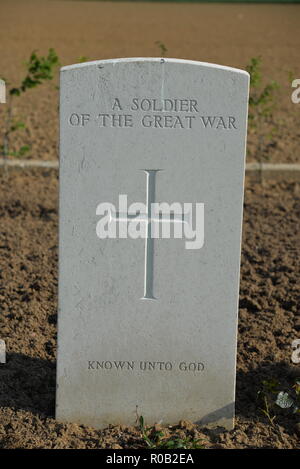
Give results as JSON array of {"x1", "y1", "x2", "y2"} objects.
[
  {"x1": 155, "y1": 41, "x2": 168, "y2": 57},
  {"x1": 78, "y1": 56, "x2": 90, "y2": 63},
  {"x1": 138, "y1": 415, "x2": 204, "y2": 449},
  {"x1": 258, "y1": 379, "x2": 278, "y2": 425},
  {"x1": 258, "y1": 378, "x2": 300, "y2": 426},
  {"x1": 1, "y1": 48, "x2": 59, "y2": 159},
  {"x1": 246, "y1": 56, "x2": 279, "y2": 162},
  {"x1": 287, "y1": 69, "x2": 296, "y2": 84},
  {"x1": 247, "y1": 56, "x2": 279, "y2": 124}
]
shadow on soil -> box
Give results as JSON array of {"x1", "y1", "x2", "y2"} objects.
[
  {"x1": 236, "y1": 361, "x2": 299, "y2": 435},
  {"x1": 0, "y1": 353, "x2": 298, "y2": 435},
  {"x1": 0, "y1": 352, "x2": 56, "y2": 418}
]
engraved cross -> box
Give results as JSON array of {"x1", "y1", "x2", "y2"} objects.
[{"x1": 110, "y1": 170, "x2": 187, "y2": 300}]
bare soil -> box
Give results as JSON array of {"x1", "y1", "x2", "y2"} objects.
[
  {"x1": 0, "y1": 168, "x2": 299, "y2": 449},
  {"x1": 0, "y1": 1, "x2": 299, "y2": 163}
]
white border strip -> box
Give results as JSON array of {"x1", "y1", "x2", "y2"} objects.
[
  {"x1": 246, "y1": 162, "x2": 300, "y2": 172},
  {"x1": 0, "y1": 159, "x2": 59, "y2": 168},
  {"x1": 245, "y1": 163, "x2": 300, "y2": 181},
  {"x1": 0, "y1": 159, "x2": 300, "y2": 180}
]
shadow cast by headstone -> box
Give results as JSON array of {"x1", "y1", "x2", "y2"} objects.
[
  {"x1": 0, "y1": 353, "x2": 298, "y2": 436},
  {"x1": 195, "y1": 402, "x2": 235, "y2": 431},
  {"x1": 235, "y1": 360, "x2": 299, "y2": 435},
  {"x1": 0, "y1": 352, "x2": 56, "y2": 418},
  {"x1": 195, "y1": 361, "x2": 299, "y2": 439}
]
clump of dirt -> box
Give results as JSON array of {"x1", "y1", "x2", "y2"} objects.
[{"x1": 0, "y1": 169, "x2": 299, "y2": 449}]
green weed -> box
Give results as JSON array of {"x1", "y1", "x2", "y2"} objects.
[
  {"x1": 258, "y1": 377, "x2": 300, "y2": 426},
  {"x1": 155, "y1": 41, "x2": 168, "y2": 57},
  {"x1": 138, "y1": 415, "x2": 204, "y2": 449},
  {"x1": 1, "y1": 48, "x2": 59, "y2": 160},
  {"x1": 246, "y1": 56, "x2": 279, "y2": 162}
]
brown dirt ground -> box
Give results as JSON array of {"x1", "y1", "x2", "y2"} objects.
[
  {"x1": 0, "y1": 1, "x2": 299, "y2": 163},
  {"x1": 0, "y1": 168, "x2": 299, "y2": 449}
]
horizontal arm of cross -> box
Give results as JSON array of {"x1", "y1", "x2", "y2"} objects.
[
  {"x1": 110, "y1": 210, "x2": 190, "y2": 225},
  {"x1": 110, "y1": 210, "x2": 147, "y2": 222}
]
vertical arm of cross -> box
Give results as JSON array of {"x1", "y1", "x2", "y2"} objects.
[{"x1": 142, "y1": 170, "x2": 158, "y2": 300}]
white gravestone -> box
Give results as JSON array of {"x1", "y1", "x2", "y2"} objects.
[{"x1": 56, "y1": 58, "x2": 249, "y2": 430}]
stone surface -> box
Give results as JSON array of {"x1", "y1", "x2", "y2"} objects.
[{"x1": 56, "y1": 58, "x2": 249, "y2": 430}]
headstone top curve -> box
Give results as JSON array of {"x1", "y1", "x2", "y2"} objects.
[{"x1": 60, "y1": 57, "x2": 249, "y2": 78}]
